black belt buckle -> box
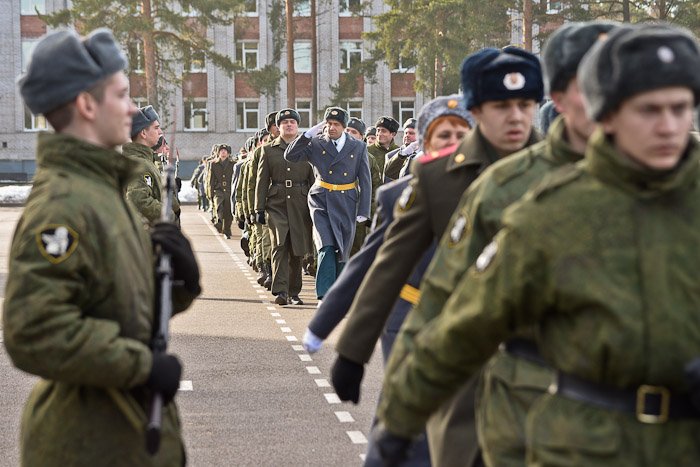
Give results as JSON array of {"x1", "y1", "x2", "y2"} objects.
[
  {"x1": 286, "y1": 180, "x2": 292, "y2": 188},
  {"x1": 637, "y1": 385, "x2": 670, "y2": 424}
]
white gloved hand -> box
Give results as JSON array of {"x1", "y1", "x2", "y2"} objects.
[
  {"x1": 305, "y1": 121, "x2": 327, "y2": 138},
  {"x1": 356, "y1": 216, "x2": 368, "y2": 223},
  {"x1": 303, "y1": 328, "x2": 323, "y2": 354},
  {"x1": 401, "y1": 141, "x2": 420, "y2": 156}
]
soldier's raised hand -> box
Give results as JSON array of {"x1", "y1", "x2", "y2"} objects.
[
  {"x1": 305, "y1": 121, "x2": 326, "y2": 138},
  {"x1": 401, "y1": 141, "x2": 420, "y2": 156}
]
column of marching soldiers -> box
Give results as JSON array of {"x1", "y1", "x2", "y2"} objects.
[
  {"x1": 191, "y1": 20, "x2": 700, "y2": 467},
  {"x1": 8, "y1": 18, "x2": 700, "y2": 467}
]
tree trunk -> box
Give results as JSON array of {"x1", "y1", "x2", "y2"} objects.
[
  {"x1": 523, "y1": 0, "x2": 533, "y2": 51},
  {"x1": 310, "y1": 0, "x2": 318, "y2": 119},
  {"x1": 142, "y1": 0, "x2": 158, "y2": 105},
  {"x1": 285, "y1": 0, "x2": 296, "y2": 108},
  {"x1": 622, "y1": 0, "x2": 630, "y2": 22},
  {"x1": 657, "y1": 0, "x2": 667, "y2": 19}
]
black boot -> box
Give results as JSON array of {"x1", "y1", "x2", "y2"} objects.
[
  {"x1": 290, "y1": 295, "x2": 304, "y2": 305},
  {"x1": 263, "y1": 263, "x2": 272, "y2": 290},
  {"x1": 275, "y1": 292, "x2": 288, "y2": 306},
  {"x1": 257, "y1": 263, "x2": 266, "y2": 285}
]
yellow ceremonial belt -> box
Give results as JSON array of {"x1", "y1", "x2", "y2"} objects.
[
  {"x1": 400, "y1": 284, "x2": 421, "y2": 305},
  {"x1": 317, "y1": 180, "x2": 356, "y2": 191}
]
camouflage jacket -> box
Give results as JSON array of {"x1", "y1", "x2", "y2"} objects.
[
  {"x1": 379, "y1": 127, "x2": 700, "y2": 437},
  {"x1": 123, "y1": 142, "x2": 178, "y2": 224},
  {"x1": 3, "y1": 132, "x2": 197, "y2": 465}
]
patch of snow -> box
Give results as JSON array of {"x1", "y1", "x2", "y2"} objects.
[
  {"x1": 0, "y1": 185, "x2": 32, "y2": 203},
  {"x1": 179, "y1": 179, "x2": 198, "y2": 203}
]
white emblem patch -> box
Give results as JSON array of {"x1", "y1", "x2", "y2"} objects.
[
  {"x1": 398, "y1": 185, "x2": 414, "y2": 211},
  {"x1": 449, "y1": 214, "x2": 468, "y2": 245},
  {"x1": 144, "y1": 175, "x2": 153, "y2": 187},
  {"x1": 503, "y1": 72, "x2": 526, "y2": 91},
  {"x1": 36, "y1": 225, "x2": 79, "y2": 264},
  {"x1": 475, "y1": 241, "x2": 498, "y2": 273},
  {"x1": 657, "y1": 46, "x2": 675, "y2": 64}
]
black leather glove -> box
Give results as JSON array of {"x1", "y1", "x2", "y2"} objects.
[
  {"x1": 685, "y1": 356, "x2": 700, "y2": 410},
  {"x1": 237, "y1": 219, "x2": 245, "y2": 230},
  {"x1": 255, "y1": 211, "x2": 266, "y2": 225},
  {"x1": 248, "y1": 213, "x2": 256, "y2": 225},
  {"x1": 375, "y1": 423, "x2": 414, "y2": 467},
  {"x1": 331, "y1": 355, "x2": 364, "y2": 404},
  {"x1": 147, "y1": 353, "x2": 182, "y2": 404},
  {"x1": 150, "y1": 222, "x2": 201, "y2": 295}
]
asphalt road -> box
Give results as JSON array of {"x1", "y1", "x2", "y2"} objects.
[{"x1": 0, "y1": 205, "x2": 383, "y2": 466}]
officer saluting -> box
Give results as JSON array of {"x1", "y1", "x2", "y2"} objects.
[
  {"x1": 3, "y1": 29, "x2": 201, "y2": 466},
  {"x1": 377, "y1": 24, "x2": 700, "y2": 465},
  {"x1": 285, "y1": 107, "x2": 372, "y2": 300}
]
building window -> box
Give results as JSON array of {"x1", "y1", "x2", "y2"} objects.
[
  {"x1": 345, "y1": 101, "x2": 363, "y2": 120},
  {"x1": 296, "y1": 100, "x2": 311, "y2": 129},
  {"x1": 236, "y1": 41, "x2": 259, "y2": 70},
  {"x1": 185, "y1": 100, "x2": 208, "y2": 131},
  {"x1": 339, "y1": 42, "x2": 362, "y2": 73},
  {"x1": 244, "y1": 0, "x2": 258, "y2": 16},
  {"x1": 339, "y1": 0, "x2": 361, "y2": 16},
  {"x1": 294, "y1": 0, "x2": 310, "y2": 16},
  {"x1": 547, "y1": 0, "x2": 562, "y2": 13},
  {"x1": 21, "y1": 39, "x2": 39, "y2": 72},
  {"x1": 392, "y1": 100, "x2": 415, "y2": 126},
  {"x1": 24, "y1": 105, "x2": 47, "y2": 131},
  {"x1": 132, "y1": 97, "x2": 147, "y2": 109},
  {"x1": 128, "y1": 40, "x2": 145, "y2": 74},
  {"x1": 185, "y1": 48, "x2": 206, "y2": 73},
  {"x1": 293, "y1": 41, "x2": 311, "y2": 73},
  {"x1": 21, "y1": 0, "x2": 45, "y2": 14},
  {"x1": 236, "y1": 101, "x2": 259, "y2": 131},
  {"x1": 392, "y1": 54, "x2": 417, "y2": 73}
]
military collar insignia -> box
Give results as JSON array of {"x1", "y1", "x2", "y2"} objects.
[
  {"x1": 475, "y1": 240, "x2": 498, "y2": 273},
  {"x1": 144, "y1": 174, "x2": 153, "y2": 187},
  {"x1": 448, "y1": 213, "x2": 469, "y2": 246},
  {"x1": 398, "y1": 185, "x2": 415, "y2": 211},
  {"x1": 503, "y1": 72, "x2": 526, "y2": 91},
  {"x1": 36, "y1": 224, "x2": 79, "y2": 264}
]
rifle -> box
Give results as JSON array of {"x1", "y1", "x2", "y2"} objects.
[{"x1": 145, "y1": 119, "x2": 178, "y2": 455}]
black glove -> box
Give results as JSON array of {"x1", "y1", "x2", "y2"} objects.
[
  {"x1": 150, "y1": 222, "x2": 201, "y2": 295},
  {"x1": 237, "y1": 219, "x2": 245, "y2": 230},
  {"x1": 685, "y1": 356, "x2": 700, "y2": 410},
  {"x1": 331, "y1": 355, "x2": 364, "y2": 404},
  {"x1": 248, "y1": 213, "x2": 256, "y2": 225},
  {"x1": 255, "y1": 211, "x2": 266, "y2": 225},
  {"x1": 147, "y1": 353, "x2": 182, "y2": 404},
  {"x1": 375, "y1": 423, "x2": 414, "y2": 467}
]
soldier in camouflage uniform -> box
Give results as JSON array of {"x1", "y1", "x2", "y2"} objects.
[
  {"x1": 385, "y1": 22, "x2": 618, "y2": 467},
  {"x1": 332, "y1": 47, "x2": 544, "y2": 467},
  {"x1": 4, "y1": 28, "x2": 201, "y2": 466},
  {"x1": 376, "y1": 24, "x2": 700, "y2": 466}
]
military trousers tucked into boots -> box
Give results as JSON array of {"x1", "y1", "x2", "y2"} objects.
[
  {"x1": 315, "y1": 246, "x2": 345, "y2": 299},
  {"x1": 254, "y1": 223, "x2": 272, "y2": 264},
  {"x1": 271, "y1": 232, "x2": 302, "y2": 297}
]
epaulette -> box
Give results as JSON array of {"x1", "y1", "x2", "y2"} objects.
[
  {"x1": 531, "y1": 164, "x2": 583, "y2": 201},
  {"x1": 418, "y1": 142, "x2": 459, "y2": 165},
  {"x1": 492, "y1": 141, "x2": 546, "y2": 186}
]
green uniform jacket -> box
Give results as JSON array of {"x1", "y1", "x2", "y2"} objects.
[
  {"x1": 384, "y1": 149, "x2": 410, "y2": 181},
  {"x1": 388, "y1": 116, "x2": 582, "y2": 466},
  {"x1": 367, "y1": 141, "x2": 397, "y2": 214},
  {"x1": 241, "y1": 159, "x2": 253, "y2": 219},
  {"x1": 246, "y1": 144, "x2": 265, "y2": 216},
  {"x1": 3, "y1": 133, "x2": 197, "y2": 466},
  {"x1": 379, "y1": 128, "x2": 700, "y2": 464},
  {"x1": 255, "y1": 137, "x2": 315, "y2": 256},
  {"x1": 208, "y1": 156, "x2": 234, "y2": 199},
  {"x1": 367, "y1": 139, "x2": 400, "y2": 166},
  {"x1": 123, "y1": 142, "x2": 178, "y2": 224},
  {"x1": 234, "y1": 157, "x2": 248, "y2": 220}
]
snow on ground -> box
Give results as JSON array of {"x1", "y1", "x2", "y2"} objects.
[{"x1": 0, "y1": 179, "x2": 199, "y2": 204}]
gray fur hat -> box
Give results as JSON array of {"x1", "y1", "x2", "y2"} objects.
[
  {"x1": 244, "y1": 137, "x2": 256, "y2": 153},
  {"x1": 347, "y1": 117, "x2": 366, "y2": 136},
  {"x1": 416, "y1": 94, "x2": 475, "y2": 146},
  {"x1": 543, "y1": 21, "x2": 620, "y2": 95},
  {"x1": 324, "y1": 107, "x2": 349, "y2": 127},
  {"x1": 130, "y1": 105, "x2": 159, "y2": 138},
  {"x1": 403, "y1": 118, "x2": 417, "y2": 130},
  {"x1": 18, "y1": 28, "x2": 127, "y2": 115},
  {"x1": 579, "y1": 24, "x2": 700, "y2": 121}
]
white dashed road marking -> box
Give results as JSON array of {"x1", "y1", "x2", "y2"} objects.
[
  {"x1": 286, "y1": 336, "x2": 298, "y2": 342},
  {"x1": 179, "y1": 380, "x2": 193, "y2": 391},
  {"x1": 335, "y1": 411, "x2": 354, "y2": 423},
  {"x1": 306, "y1": 366, "x2": 321, "y2": 374},
  {"x1": 315, "y1": 379, "x2": 330, "y2": 388},
  {"x1": 347, "y1": 431, "x2": 368, "y2": 444},
  {"x1": 299, "y1": 354, "x2": 312, "y2": 362},
  {"x1": 292, "y1": 345, "x2": 305, "y2": 351},
  {"x1": 324, "y1": 393, "x2": 341, "y2": 404}
]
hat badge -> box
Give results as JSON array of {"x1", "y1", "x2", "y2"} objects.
[
  {"x1": 332, "y1": 110, "x2": 338, "y2": 115},
  {"x1": 447, "y1": 99, "x2": 458, "y2": 109},
  {"x1": 657, "y1": 46, "x2": 675, "y2": 64},
  {"x1": 503, "y1": 72, "x2": 526, "y2": 91}
]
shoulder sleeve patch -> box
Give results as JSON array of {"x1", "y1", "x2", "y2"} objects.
[
  {"x1": 144, "y1": 174, "x2": 153, "y2": 187},
  {"x1": 447, "y1": 211, "x2": 471, "y2": 247},
  {"x1": 531, "y1": 164, "x2": 583, "y2": 201},
  {"x1": 474, "y1": 240, "x2": 498, "y2": 273},
  {"x1": 397, "y1": 185, "x2": 416, "y2": 212},
  {"x1": 36, "y1": 224, "x2": 79, "y2": 264}
]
